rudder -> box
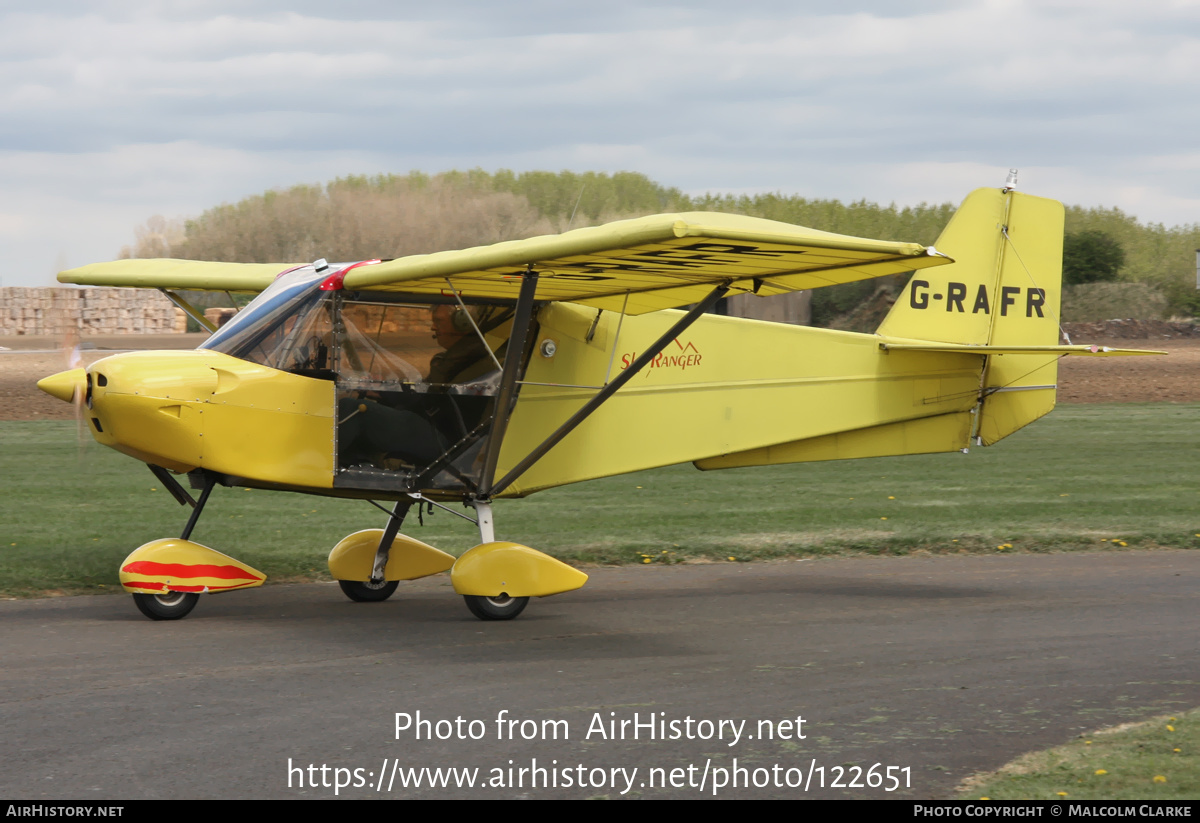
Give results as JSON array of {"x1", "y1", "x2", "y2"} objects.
[{"x1": 878, "y1": 187, "x2": 1065, "y2": 444}]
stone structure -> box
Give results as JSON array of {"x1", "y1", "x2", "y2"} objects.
[
  {"x1": 203, "y1": 307, "x2": 239, "y2": 329},
  {"x1": 719, "y1": 291, "x2": 812, "y2": 325},
  {"x1": 0, "y1": 287, "x2": 185, "y2": 336}
]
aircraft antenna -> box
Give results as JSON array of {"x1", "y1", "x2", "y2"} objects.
[
  {"x1": 603, "y1": 291, "x2": 630, "y2": 385},
  {"x1": 566, "y1": 186, "x2": 586, "y2": 230}
]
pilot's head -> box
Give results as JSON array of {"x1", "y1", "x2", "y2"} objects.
[{"x1": 431, "y1": 304, "x2": 471, "y2": 349}]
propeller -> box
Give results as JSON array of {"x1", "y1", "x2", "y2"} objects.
[{"x1": 61, "y1": 328, "x2": 89, "y2": 458}]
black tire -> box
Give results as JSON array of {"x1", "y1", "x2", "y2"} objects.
[
  {"x1": 132, "y1": 591, "x2": 200, "y2": 621},
  {"x1": 339, "y1": 579, "x2": 399, "y2": 602},
  {"x1": 464, "y1": 594, "x2": 529, "y2": 621}
]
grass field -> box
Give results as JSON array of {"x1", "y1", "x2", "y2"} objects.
[
  {"x1": 1, "y1": 403, "x2": 1198, "y2": 597},
  {"x1": 960, "y1": 709, "x2": 1198, "y2": 801},
  {"x1": 3, "y1": 403, "x2": 1197, "y2": 797}
]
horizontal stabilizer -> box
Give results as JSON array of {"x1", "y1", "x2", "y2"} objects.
[{"x1": 880, "y1": 342, "x2": 1165, "y2": 357}]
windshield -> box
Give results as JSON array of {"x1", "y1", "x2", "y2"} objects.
[{"x1": 199, "y1": 265, "x2": 327, "y2": 367}]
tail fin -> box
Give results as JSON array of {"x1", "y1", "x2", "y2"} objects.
[{"x1": 877, "y1": 187, "x2": 1065, "y2": 444}]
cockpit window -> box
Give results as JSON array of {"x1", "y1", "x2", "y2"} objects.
[
  {"x1": 335, "y1": 301, "x2": 431, "y2": 386},
  {"x1": 333, "y1": 300, "x2": 513, "y2": 392},
  {"x1": 333, "y1": 297, "x2": 519, "y2": 491}
]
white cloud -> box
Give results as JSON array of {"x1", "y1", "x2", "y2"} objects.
[{"x1": 1, "y1": 1, "x2": 1198, "y2": 285}]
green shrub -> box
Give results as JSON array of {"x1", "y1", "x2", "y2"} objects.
[{"x1": 1061, "y1": 282, "x2": 1167, "y2": 322}]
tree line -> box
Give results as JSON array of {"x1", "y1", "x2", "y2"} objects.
[{"x1": 122, "y1": 169, "x2": 1200, "y2": 323}]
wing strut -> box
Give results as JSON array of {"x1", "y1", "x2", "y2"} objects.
[
  {"x1": 478, "y1": 268, "x2": 541, "y2": 498},
  {"x1": 488, "y1": 281, "x2": 732, "y2": 498},
  {"x1": 158, "y1": 289, "x2": 217, "y2": 333}
]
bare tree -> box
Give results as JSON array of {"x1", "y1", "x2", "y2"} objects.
[
  {"x1": 124, "y1": 178, "x2": 553, "y2": 264},
  {"x1": 119, "y1": 215, "x2": 187, "y2": 259}
]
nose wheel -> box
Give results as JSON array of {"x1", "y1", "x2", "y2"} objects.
[{"x1": 132, "y1": 591, "x2": 200, "y2": 621}]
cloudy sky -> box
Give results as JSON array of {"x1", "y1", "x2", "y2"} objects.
[{"x1": 2, "y1": 0, "x2": 1198, "y2": 287}]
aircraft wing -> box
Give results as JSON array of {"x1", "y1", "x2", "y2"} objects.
[
  {"x1": 59, "y1": 259, "x2": 302, "y2": 292},
  {"x1": 342, "y1": 211, "x2": 951, "y2": 315},
  {"x1": 58, "y1": 212, "x2": 950, "y2": 314}
]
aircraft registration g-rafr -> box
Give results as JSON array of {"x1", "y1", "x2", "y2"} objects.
[{"x1": 40, "y1": 176, "x2": 1158, "y2": 621}]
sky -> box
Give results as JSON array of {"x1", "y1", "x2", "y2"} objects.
[{"x1": 2, "y1": 0, "x2": 1198, "y2": 287}]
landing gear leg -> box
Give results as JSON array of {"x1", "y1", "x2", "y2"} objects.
[
  {"x1": 460, "y1": 499, "x2": 529, "y2": 620},
  {"x1": 179, "y1": 474, "x2": 215, "y2": 541},
  {"x1": 473, "y1": 499, "x2": 495, "y2": 543},
  {"x1": 335, "y1": 499, "x2": 412, "y2": 603},
  {"x1": 128, "y1": 473, "x2": 216, "y2": 621}
]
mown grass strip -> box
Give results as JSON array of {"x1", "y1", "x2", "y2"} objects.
[
  {"x1": 959, "y1": 709, "x2": 1198, "y2": 801},
  {"x1": 1, "y1": 403, "x2": 1197, "y2": 597}
]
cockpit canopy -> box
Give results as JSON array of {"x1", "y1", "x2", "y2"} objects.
[
  {"x1": 201, "y1": 264, "x2": 521, "y2": 492},
  {"x1": 200, "y1": 264, "x2": 515, "y2": 393}
]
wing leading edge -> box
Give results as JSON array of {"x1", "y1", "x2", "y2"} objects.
[{"x1": 59, "y1": 259, "x2": 301, "y2": 292}]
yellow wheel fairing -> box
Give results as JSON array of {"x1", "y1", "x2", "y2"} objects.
[
  {"x1": 119, "y1": 538, "x2": 266, "y2": 595},
  {"x1": 451, "y1": 542, "x2": 588, "y2": 598},
  {"x1": 327, "y1": 529, "x2": 455, "y2": 582}
]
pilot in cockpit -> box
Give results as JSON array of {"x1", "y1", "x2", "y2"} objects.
[
  {"x1": 426, "y1": 304, "x2": 510, "y2": 385},
  {"x1": 337, "y1": 303, "x2": 511, "y2": 469}
]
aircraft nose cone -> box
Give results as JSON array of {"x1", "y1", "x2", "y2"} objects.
[{"x1": 37, "y1": 368, "x2": 86, "y2": 404}]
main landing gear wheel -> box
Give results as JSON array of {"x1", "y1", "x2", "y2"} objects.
[
  {"x1": 132, "y1": 591, "x2": 200, "y2": 621},
  {"x1": 463, "y1": 594, "x2": 529, "y2": 621},
  {"x1": 338, "y1": 579, "x2": 399, "y2": 602}
]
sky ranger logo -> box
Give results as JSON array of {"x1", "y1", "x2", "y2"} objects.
[
  {"x1": 909, "y1": 280, "x2": 1047, "y2": 317},
  {"x1": 620, "y1": 339, "x2": 703, "y2": 373}
]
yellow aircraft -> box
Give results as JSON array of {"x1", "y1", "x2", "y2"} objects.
[{"x1": 38, "y1": 182, "x2": 1156, "y2": 621}]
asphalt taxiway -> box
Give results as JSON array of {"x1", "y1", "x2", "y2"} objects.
[{"x1": 2, "y1": 551, "x2": 1196, "y2": 799}]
